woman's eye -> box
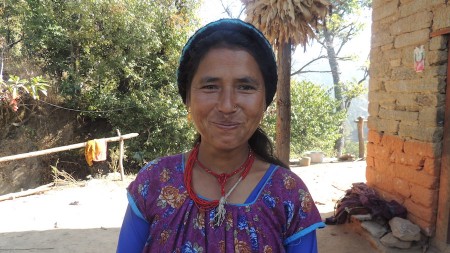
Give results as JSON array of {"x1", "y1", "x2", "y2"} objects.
[
  {"x1": 202, "y1": 84, "x2": 218, "y2": 90},
  {"x1": 238, "y1": 84, "x2": 256, "y2": 91}
]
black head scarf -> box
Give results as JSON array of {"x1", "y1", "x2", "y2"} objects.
[{"x1": 177, "y1": 19, "x2": 277, "y2": 108}]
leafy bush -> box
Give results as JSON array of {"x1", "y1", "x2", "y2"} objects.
[
  {"x1": 263, "y1": 80, "x2": 345, "y2": 157},
  {"x1": 3, "y1": 0, "x2": 200, "y2": 168}
]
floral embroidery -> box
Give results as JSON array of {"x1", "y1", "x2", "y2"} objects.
[
  {"x1": 299, "y1": 189, "x2": 313, "y2": 213},
  {"x1": 159, "y1": 229, "x2": 171, "y2": 244},
  {"x1": 225, "y1": 212, "x2": 233, "y2": 231},
  {"x1": 263, "y1": 245, "x2": 273, "y2": 253},
  {"x1": 283, "y1": 201, "x2": 294, "y2": 228},
  {"x1": 138, "y1": 180, "x2": 150, "y2": 199},
  {"x1": 181, "y1": 241, "x2": 203, "y2": 253},
  {"x1": 160, "y1": 168, "x2": 171, "y2": 182},
  {"x1": 193, "y1": 212, "x2": 205, "y2": 231},
  {"x1": 218, "y1": 241, "x2": 225, "y2": 253},
  {"x1": 157, "y1": 186, "x2": 187, "y2": 209},
  {"x1": 262, "y1": 193, "x2": 276, "y2": 208},
  {"x1": 248, "y1": 227, "x2": 259, "y2": 251},
  {"x1": 234, "y1": 239, "x2": 251, "y2": 253},
  {"x1": 283, "y1": 174, "x2": 296, "y2": 189},
  {"x1": 237, "y1": 215, "x2": 248, "y2": 230}
]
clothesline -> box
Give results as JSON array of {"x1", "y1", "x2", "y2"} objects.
[{"x1": 0, "y1": 132, "x2": 139, "y2": 181}]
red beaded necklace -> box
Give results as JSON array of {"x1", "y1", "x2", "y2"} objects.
[{"x1": 184, "y1": 143, "x2": 255, "y2": 225}]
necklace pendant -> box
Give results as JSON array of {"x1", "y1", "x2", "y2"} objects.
[{"x1": 213, "y1": 196, "x2": 227, "y2": 226}]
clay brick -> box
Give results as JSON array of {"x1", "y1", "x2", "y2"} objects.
[
  {"x1": 410, "y1": 184, "x2": 438, "y2": 207},
  {"x1": 374, "y1": 158, "x2": 395, "y2": 177},
  {"x1": 368, "y1": 130, "x2": 382, "y2": 144},
  {"x1": 399, "y1": 124, "x2": 443, "y2": 143},
  {"x1": 368, "y1": 102, "x2": 380, "y2": 116},
  {"x1": 394, "y1": 28, "x2": 430, "y2": 49},
  {"x1": 404, "y1": 198, "x2": 435, "y2": 223},
  {"x1": 407, "y1": 212, "x2": 435, "y2": 237},
  {"x1": 391, "y1": 66, "x2": 417, "y2": 81},
  {"x1": 390, "y1": 10, "x2": 432, "y2": 35},
  {"x1": 374, "y1": 144, "x2": 391, "y2": 160},
  {"x1": 416, "y1": 94, "x2": 442, "y2": 107},
  {"x1": 423, "y1": 158, "x2": 441, "y2": 176},
  {"x1": 391, "y1": 152, "x2": 425, "y2": 166},
  {"x1": 393, "y1": 177, "x2": 411, "y2": 198},
  {"x1": 379, "y1": 108, "x2": 418, "y2": 122},
  {"x1": 366, "y1": 166, "x2": 394, "y2": 192},
  {"x1": 399, "y1": 0, "x2": 442, "y2": 18},
  {"x1": 385, "y1": 78, "x2": 440, "y2": 93},
  {"x1": 430, "y1": 36, "x2": 447, "y2": 51},
  {"x1": 373, "y1": 0, "x2": 399, "y2": 21},
  {"x1": 367, "y1": 142, "x2": 375, "y2": 157},
  {"x1": 381, "y1": 134, "x2": 404, "y2": 152},
  {"x1": 427, "y1": 50, "x2": 448, "y2": 66},
  {"x1": 366, "y1": 166, "x2": 378, "y2": 185},
  {"x1": 366, "y1": 156, "x2": 375, "y2": 167},
  {"x1": 373, "y1": 186, "x2": 405, "y2": 204},
  {"x1": 377, "y1": 119, "x2": 399, "y2": 134},
  {"x1": 404, "y1": 140, "x2": 435, "y2": 157},
  {"x1": 433, "y1": 5, "x2": 450, "y2": 30},
  {"x1": 394, "y1": 164, "x2": 438, "y2": 189}
]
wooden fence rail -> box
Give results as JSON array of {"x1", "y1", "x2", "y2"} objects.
[{"x1": 0, "y1": 132, "x2": 139, "y2": 181}]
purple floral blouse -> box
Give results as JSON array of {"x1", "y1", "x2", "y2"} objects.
[{"x1": 127, "y1": 153, "x2": 323, "y2": 253}]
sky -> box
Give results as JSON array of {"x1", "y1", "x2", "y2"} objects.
[{"x1": 197, "y1": 0, "x2": 372, "y2": 89}]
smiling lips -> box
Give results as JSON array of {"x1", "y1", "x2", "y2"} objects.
[{"x1": 212, "y1": 121, "x2": 240, "y2": 129}]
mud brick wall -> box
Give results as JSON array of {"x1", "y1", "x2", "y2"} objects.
[{"x1": 367, "y1": 0, "x2": 450, "y2": 237}]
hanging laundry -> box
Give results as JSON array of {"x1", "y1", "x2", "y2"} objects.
[{"x1": 85, "y1": 139, "x2": 108, "y2": 166}]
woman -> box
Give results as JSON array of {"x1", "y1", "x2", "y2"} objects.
[{"x1": 117, "y1": 19, "x2": 325, "y2": 252}]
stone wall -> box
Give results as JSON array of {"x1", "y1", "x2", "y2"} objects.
[{"x1": 367, "y1": 0, "x2": 449, "y2": 238}]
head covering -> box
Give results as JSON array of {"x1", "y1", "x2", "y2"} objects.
[{"x1": 177, "y1": 19, "x2": 277, "y2": 107}]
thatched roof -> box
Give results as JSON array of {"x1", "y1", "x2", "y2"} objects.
[{"x1": 241, "y1": 0, "x2": 329, "y2": 47}]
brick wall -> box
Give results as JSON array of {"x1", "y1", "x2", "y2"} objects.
[
  {"x1": 368, "y1": 0, "x2": 449, "y2": 237},
  {"x1": 366, "y1": 130, "x2": 441, "y2": 235}
]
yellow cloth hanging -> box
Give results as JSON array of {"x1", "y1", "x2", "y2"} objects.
[{"x1": 85, "y1": 139, "x2": 107, "y2": 166}]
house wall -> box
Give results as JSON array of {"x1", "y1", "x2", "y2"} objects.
[{"x1": 367, "y1": 0, "x2": 449, "y2": 242}]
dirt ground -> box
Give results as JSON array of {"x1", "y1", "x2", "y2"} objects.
[{"x1": 0, "y1": 160, "x2": 378, "y2": 253}]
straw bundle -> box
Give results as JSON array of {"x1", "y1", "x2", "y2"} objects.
[{"x1": 241, "y1": 0, "x2": 329, "y2": 47}]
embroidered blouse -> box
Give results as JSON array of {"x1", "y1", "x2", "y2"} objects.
[{"x1": 119, "y1": 153, "x2": 324, "y2": 252}]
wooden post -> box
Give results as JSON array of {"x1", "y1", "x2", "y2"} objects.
[
  {"x1": 356, "y1": 116, "x2": 365, "y2": 159},
  {"x1": 116, "y1": 129, "x2": 125, "y2": 181}
]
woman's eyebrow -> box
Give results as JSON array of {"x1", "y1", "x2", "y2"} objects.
[
  {"x1": 199, "y1": 76, "x2": 220, "y2": 84},
  {"x1": 236, "y1": 76, "x2": 260, "y2": 85}
]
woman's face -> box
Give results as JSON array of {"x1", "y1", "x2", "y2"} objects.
[{"x1": 188, "y1": 47, "x2": 266, "y2": 152}]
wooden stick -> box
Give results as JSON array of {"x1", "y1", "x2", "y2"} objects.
[
  {"x1": 116, "y1": 129, "x2": 125, "y2": 181},
  {"x1": 0, "y1": 133, "x2": 139, "y2": 163},
  {"x1": 0, "y1": 183, "x2": 54, "y2": 202}
]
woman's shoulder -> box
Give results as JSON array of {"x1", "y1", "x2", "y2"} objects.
[
  {"x1": 267, "y1": 165, "x2": 311, "y2": 194},
  {"x1": 133, "y1": 153, "x2": 184, "y2": 182}
]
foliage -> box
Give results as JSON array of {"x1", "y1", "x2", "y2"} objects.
[
  {"x1": 263, "y1": 80, "x2": 345, "y2": 157},
  {"x1": 1, "y1": 0, "x2": 200, "y2": 168}
]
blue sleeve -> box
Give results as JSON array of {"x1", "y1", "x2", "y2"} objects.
[
  {"x1": 285, "y1": 230, "x2": 318, "y2": 253},
  {"x1": 116, "y1": 205, "x2": 149, "y2": 253}
]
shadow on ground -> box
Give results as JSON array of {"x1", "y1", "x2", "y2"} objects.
[{"x1": 0, "y1": 228, "x2": 120, "y2": 253}]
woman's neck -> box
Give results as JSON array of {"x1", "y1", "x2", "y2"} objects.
[{"x1": 196, "y1": 143, "x2": 250, "y2": 174}]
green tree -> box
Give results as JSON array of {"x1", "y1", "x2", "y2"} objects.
[
  {"x1": 292, "y1": 0, "x2": 371, "y2": 157},
  {"x1": 241, "y1": 0, "x2": 329, "y2": 165},
  {"x1": 263, "y1": 80, "x2": 345, "y2": 157},
  {"x1": 2, "y1": 0, "x2": 201, "y2": 166}
]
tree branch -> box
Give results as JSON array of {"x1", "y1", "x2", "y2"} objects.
[
  {"x1": 292, "y1": 70, "x2": 332, "y2": 75},
  {"x1": 291, "y1": 55, "x2": 329, "y2": 76}
]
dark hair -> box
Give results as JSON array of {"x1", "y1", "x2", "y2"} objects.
[{"x1": 177, "y1": 19, "x2": 288, "y2": 169}]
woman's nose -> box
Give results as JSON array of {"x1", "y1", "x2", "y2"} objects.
[{"x1": 217, "y1": 88, "x2": 237, "y2": 113}]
